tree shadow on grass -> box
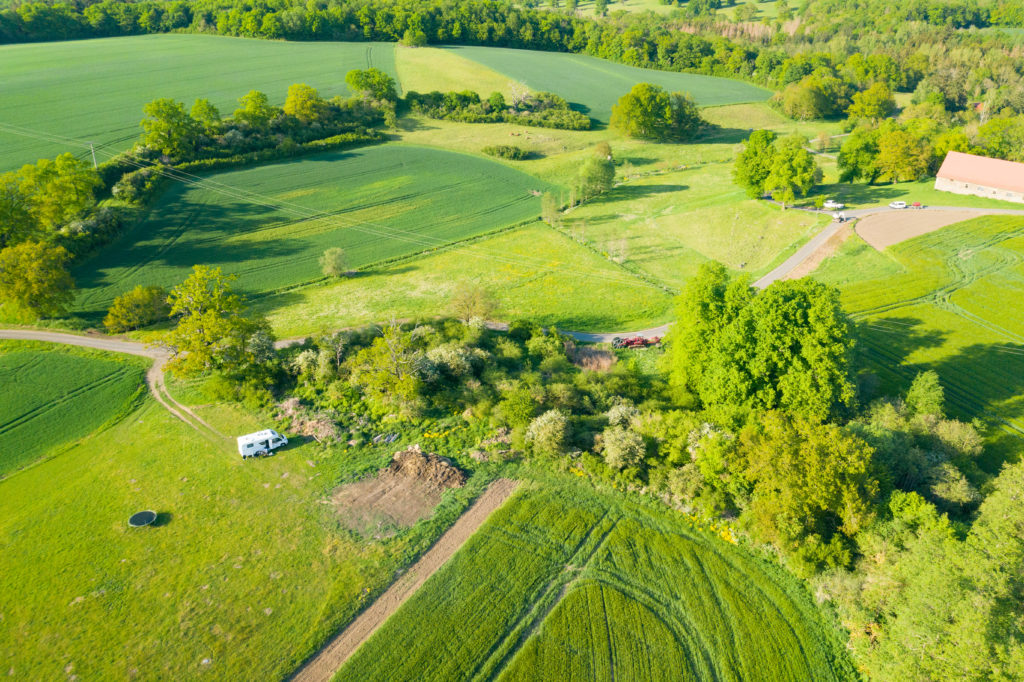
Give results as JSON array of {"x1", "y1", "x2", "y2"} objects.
[
  {"x1": 819, "y1": 182, "x2": 914, "y2": 206},
  {"x1": 698, "y1": 126, "x2": 757, "y2": 145},
  {"x1": 588, "y1": 184, "x2": 688, "y2": 205},
  {"x1": 854, "y1": 316, "x2": 947, "y2": 401}
]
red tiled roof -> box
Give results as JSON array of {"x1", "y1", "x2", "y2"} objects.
[{"x1": 937, "y1": 151, "x2": 1024, "y2": 194}]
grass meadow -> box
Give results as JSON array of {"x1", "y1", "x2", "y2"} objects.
[
  {"x1": 395, "y1": 46, "x2": 520, "y2": 96},
  {"x1": 259, "y1": 223, "x2": 673, "y2": 337},
  {"x1": 0, "y1": 35, "x2": 396, "y2": 171},
  {"x1": 337, "y1": 482, "x2": 855, "y2": 681},
  {"x1": 815, "y1": 216, "x2": 1024, "y2": 462},
  {"x1": 0, "y1": 381, "x2": 497, "y2": 679},
  {"x1": 0, "y1": 341, "x2": 147, "y2": 476},
  {"x1": 442, "y1": 45, "x2": 771, "y2": 122},
  {"x1": 72, "y1": 144, "x2": 554, "y2": 319}
]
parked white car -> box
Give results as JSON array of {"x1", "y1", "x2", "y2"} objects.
[
  {"x1": 237, "y1": 429, "x2": 288, "y2": 458},
  {"x1": 889, "y1": 200, "x2": 908, "y2": 209},
  {"x1": 823, "y1": 199, "x2": 845, "y2": 210}
]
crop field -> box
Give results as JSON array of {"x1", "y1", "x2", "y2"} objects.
[
  {"x1": 395, "y1": 46, "x2": 520, "y2": 96},
  {"x1": 0, "y1": 386, "x2": 492, "y2": 679},
  {"x1": 0, "y1": 342, "x2": 146, "y2": 476},
  {"x1": 814, "y1": 215, "x2": 1024, "y2": 453},
  {"x1": 0, "y1": 35, "x2": 396, "y2": 171},
  {"x1": 72, "y1": 144, "x2": 554, "y2": 318},
  {"x1": 443, "y1": 46, "x2": 771, "y2": 122},
  {"x1": 337, "y1": 483, "x2": 855, "y2": 681}
]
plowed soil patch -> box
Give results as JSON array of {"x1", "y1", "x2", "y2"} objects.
[
  {"x1": 857, "y1": 210, "x2": 980, "y2": 250},
  {"x1": 331, "y1": 445, "x2": 466, "y2": 536}
]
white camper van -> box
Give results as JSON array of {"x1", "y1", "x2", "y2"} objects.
[{"x1": 237, "y1": 429, "x2": 288, "y2": 459}]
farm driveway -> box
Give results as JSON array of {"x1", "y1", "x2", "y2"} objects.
[
  {"x1": 291, "y1": 478, "x2": 521, "y2": 682},
  {"x1": 0, "y1": 328, "x2": 226, "y2": 442}
]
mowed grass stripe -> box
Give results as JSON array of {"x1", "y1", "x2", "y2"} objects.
[
  {"x1": 72, "y1": 145, "x2": 555, "y2": 317},
  {"x1": 0, "y1": 345, "x2": 146, "y2": 476},
  {"x1": 443, "y1": 45, "x2": 771, "y2": 122},
  {"x1": 0, "y1": 35, "x2": 396, "y2": 171}
]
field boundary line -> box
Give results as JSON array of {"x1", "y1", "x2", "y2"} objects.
[{"x1": 290, "y1": 477, "x2": 521, "y2": 682}]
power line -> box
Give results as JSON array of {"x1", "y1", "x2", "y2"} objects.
[{"x1": 0, "y1": 121, "x2": 663, "y2": 291}]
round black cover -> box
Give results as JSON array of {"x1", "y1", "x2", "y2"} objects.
[{"x1": 128, "y1": 510, "x2": 157, "y2": 527}]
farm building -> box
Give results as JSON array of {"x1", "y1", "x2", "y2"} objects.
[{"x1": 934, "y1": 151, "x2": 1024, "y2": 203}]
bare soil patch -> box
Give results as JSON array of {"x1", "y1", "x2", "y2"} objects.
[
  {"x1": 293, "y1": 478, "x2": 520, "y2": 682},
  {"x1": 786, "y1": 224, "x2": 852, "y2": 279},
  {"x1": 856, "y1": 210, "x2": 981, "y2": 250},
  {"x1": 331, "y1": 444, "x2": 467, "y2": 536}
]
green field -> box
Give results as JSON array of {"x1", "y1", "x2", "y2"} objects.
[
  {"x1": 260, "y1": 223, "x2": 672, "y2": 337},
  {"x1": 73, "y1": 144, "x2": 554, "y2": 318},
  {"x1": 0, "y1": 383, "x2": 493, "y2": 679},
  {"x1": 0, "y1": 342, "x2": 146, "y2": 476},
  {"x1": 0, "y1": 35, "x2": 396, "y2": 171},
  {"x1": 815, "y1": 216, "x2": 1024, "y2": 448},
  {"x1": 338, "y1": 483, "x2": 855, "y2": 681},
  {"x1": 442, "y1": 46, "x2": 771, "y2": 122}
]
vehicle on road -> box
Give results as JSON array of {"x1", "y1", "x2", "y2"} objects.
[
  {"x1": 912, "y1": 202, "x2": 924, "y2": 209},
  {"x1": 612, "y1": 336, "x2": 661, "y2": 349},
  {"x1": 823, "y1": 199, "x2": 845, "y2": 210},
  {"x1": 237, "y1": 429, "x2": 288, "y2": 458},
  {"x1": 889, "y1": 201, "x2": 908, "y2": 209},
  {"x1": 832, "y1": 212, "x2": 848, "y2": 222}
]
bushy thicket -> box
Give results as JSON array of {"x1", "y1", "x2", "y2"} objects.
[{"x1": 405, "y1": 89, "x2": 590, "y2": 130}]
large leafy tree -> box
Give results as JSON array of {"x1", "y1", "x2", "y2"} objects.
[
  {"x1": 1, "y1": 153, "x2": 101, "y2": 245},
  {"x1": 846, "y1": 82, "x2": 896, "y2": 121},
  {"x1": 733, "y1": 129, "x2": 778, "y2": 198},
  {"x1": 233, "y1": 90, "x2": 279, "y2": 132},
  {"x1": 283, "y1": 83, "x2": 327, "y2": 124},
  {"x1": 141, "y1": 98, "x2": 201, "y2": 158},
  {"x1": 0, "y1": 240, "x2": 75, "y2": 318},
  {"x1": 164, "y1": 265, "x2": 270, "y2": 375},
  {"x1": 838, "y1": 125, "x2": 882, "y2": 182},
  {"x1": 876, "y1": 126, "x2": 932, "y2": 182},
  {"x1": 764, "y1": 135, "x2": 821, "y2": 206},
  {"x1": 665, "y1": 263, "x2": 856, "y2": 420},
  {"x1": 610, "y1": 83, "x2": 704, "y2": 141},
  {"x1": 345, "y1": 68, "x2": 398, "y2": 102}
]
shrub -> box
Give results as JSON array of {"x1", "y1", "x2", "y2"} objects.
[
  {"x1": 602, "y1": 425, "x2": 645, "y2": 469},
  {"x1": 104, "y1": 285, "x2": 169, "y2": 332},
  {"x1": 482, "y1": 145, "x2": 528, "y2": 160},
  {"x1": 320, "y1": 247, "x2": 349, "y2": 278},
  {"x1": 526, "y1": 409, "x2": 569, "y2": 455}
]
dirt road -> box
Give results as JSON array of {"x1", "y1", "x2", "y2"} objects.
[
  {"x1": 0, "y1": 328, "x2": 225, "y2": 441},
  {"x1": 291, "y1": 478, "x2": 520, "y2": 682}
]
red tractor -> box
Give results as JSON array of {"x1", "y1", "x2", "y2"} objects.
[{"x1": 612, "y1": 336, "x2": 661, "y2": 349}]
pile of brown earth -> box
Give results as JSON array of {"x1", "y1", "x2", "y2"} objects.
[{"x1": 330, "y1": 445, "x2": 466, "y2": 537}]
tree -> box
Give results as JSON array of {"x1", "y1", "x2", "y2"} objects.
[
  {"x1": 610, "y1": 83, "x2": 704, "y2": 141},
  {"x1": 346, "y1": 322, "x2": 423, "y2": 410},
  {"x1": 575, "y1": 155, "x2": 615, "y2": 201},
  {"x1": 742, "y1": 412, "x2": 878, "y2": 575},
  {"x1": 319, "y1": 247, "x2": 348, "y2": 278},
  {"x1": 603, "y1": 425, "x2": 645, "y2": 469},
  {"x1": 104, "y1": 285, "x2": 169, "y2": 332},
  {"x1": 13, "y1": 153, "x2": 101, "y2": 232},
  {"x1": 975, "y1": 115, "x2": 1024, "y2": 162},
  {"x1": 233, "y1": 90, "x2": 278, "y2": 131},
  {"x1": 764, "y1": 135, "x2": 820, "y2": 206},
  {"x1": 401, "y1": 27, "x2": 427, "y2": 46},
  {"x1": 665, "y1": 265, "x2": 856, "y2": 420},
  {"x1": 846, "y1": 82, "x2": 896, "y2": 121},
  {"x1": 345, "y1": 68, "x2": 398, "y2": 102},
  {"x1": 875, "y1": 127, "x2": 931, "y2": 182},
  {"x1": 283, "y1": 83, "x2": 326, "y2": 124},
  {"x1": 838, "y1": 125, "x2": 882, "y2": 183},
  {"x1": 190, "y1": 98, "x2": 222, "y2": 134},
  {"x1": 450, "y1": 284, "x2": 498, "y2": 322},
  {"x1": 594, "y1": 0, "x2": 607, "y2": 14},
  {"x1": 541, "y1": 191, "x2": 561, "y2": 226},
  {"x1": 905, "y1": 370, "x2": 944, "y2": 417},
  {"x1": 733, "y1": 129, "x2": 777, "y2": 198},
  {"x1": 0, "y1": 241, "x2": 75, "y2": 318},
  {"x1": 0, "y1": 172, "x2": 34, "y2": 248},
  {"x1": 140, "y1": 98, "x2": 200, "y2": 158},
  {"x1": 164, "y1": 265, "x2": 268, "y2": 375}
]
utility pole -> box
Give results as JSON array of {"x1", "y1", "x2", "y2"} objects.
[{"x1": 89, "y1": 143, "x2": 97, "y2": 169}]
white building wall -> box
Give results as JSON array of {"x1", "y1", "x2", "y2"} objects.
[{"x1": 934, "y1": 176, "x2": 1024, "y2": 203}]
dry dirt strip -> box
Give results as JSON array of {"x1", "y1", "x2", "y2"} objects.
[{"x1": 291, "y1": 477, "x2": 521, "y2": 682}]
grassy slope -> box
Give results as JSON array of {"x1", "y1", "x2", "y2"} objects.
[
  {"x1": 395, "y1": 45, "x2": 521, "y2": 96},
  {"x1": 0, "y1": 35, "x2": 396, "y2": 171},
  {"x1": 0, "y1": 383, "x2": 495, "y2": 679},
  {"x1": 444, "y1": 45, "x2": 770, "y2": 122},
  {"x1": 337, "y1": 482, "x2": 855, "y2": 682},
  {"x1": 259, "y1": 223, "x2": 672, "y2": 337},
  {"x1": 0, "y1": 341, "x2": 147, "y2": 476},
  {"x1": 815, "y1": 216, "x2": 1024, "y2": 455},
  {"x1": 72, "y1": 144, "x2": 555, "y2": 318}
]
